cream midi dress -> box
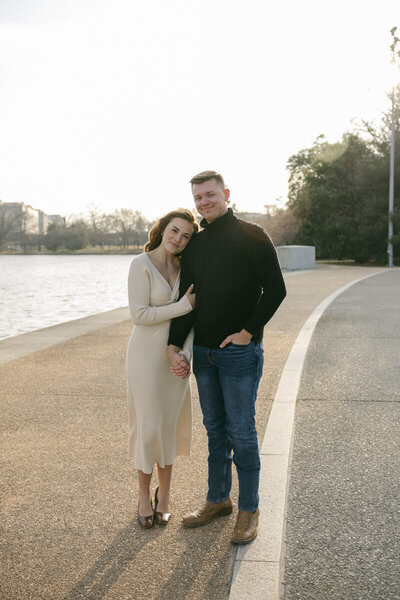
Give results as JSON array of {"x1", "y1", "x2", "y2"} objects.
[{"x1": 126, "y1": 253, "x2": 194, "y2": 474}]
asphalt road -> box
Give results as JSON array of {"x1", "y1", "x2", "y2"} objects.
[{"x1": 283, "y1": 270, "x2": 400, "y2": 600}]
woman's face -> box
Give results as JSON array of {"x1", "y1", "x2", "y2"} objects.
[{"x1": 161, "y1": 217, "x2": 194, "y2": 254}]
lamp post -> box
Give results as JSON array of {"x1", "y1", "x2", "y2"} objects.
[{"x1": 388, "y1": 27, "x2": 399, "y2": 267}]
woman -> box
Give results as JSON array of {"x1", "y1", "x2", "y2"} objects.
[{"x1": 126, "y1": 209, "x2": 199, "y2": 528}]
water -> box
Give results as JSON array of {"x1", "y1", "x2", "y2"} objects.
[{"x1": 0, "y1": 255, "x2": 135, "y2": 341}]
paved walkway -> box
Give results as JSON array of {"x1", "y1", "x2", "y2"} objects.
[{"x1": 1, "y1": 264, "x2": 398, "y2": 599}]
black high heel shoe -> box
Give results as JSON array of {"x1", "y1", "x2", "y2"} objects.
[
  {"x1": 154, "y1": 486, "x2": 171, "y2": 525},
  {"x1": 137, "y1": 498, "x2": 154, "y2": 529}
]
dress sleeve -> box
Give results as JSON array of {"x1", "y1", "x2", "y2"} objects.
[{"x1": 128, "y1": 258, "x2": 193, "y2": 325}]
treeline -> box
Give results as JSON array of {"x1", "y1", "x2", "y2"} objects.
[
  {"x1": 287, "y1": 86, "x2": 400, "y2": 263},
  {"x1": 2, "y1": 203, "x2": 298, "y2": 253},
  {"x1": 5, "y1": 209, "x2": 153, "y2": 253},
  {"x1": 46, "y1": 208, "x2": 152, "y2": 252}
]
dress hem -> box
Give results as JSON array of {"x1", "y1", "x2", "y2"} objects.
[{"x1": 129, "y1": 450, "x2": 191, "y2": 474}]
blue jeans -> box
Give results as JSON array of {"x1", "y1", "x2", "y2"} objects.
[{"x1": 193, "y1": 342, "x2": 264, "y2": 512}]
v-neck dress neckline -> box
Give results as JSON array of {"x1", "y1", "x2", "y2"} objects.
[{"x1": 144, "y1": 253, "x2": 180, "y2": 294}]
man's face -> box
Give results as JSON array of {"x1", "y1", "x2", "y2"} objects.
[{"x1": 192, "y1": 178, "x2": 230, "y2": 223}]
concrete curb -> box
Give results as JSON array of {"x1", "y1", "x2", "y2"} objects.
[
  {"x1": 228, "y1": 269, "x2": 388, "y2": 600},
  {"x1": 0, "y1": 306, "x2": 130, "y2": 365}
]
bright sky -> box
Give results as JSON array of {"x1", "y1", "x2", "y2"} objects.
[{"x1": 0, "y1": 0, "x2": 398, "y2": 222}]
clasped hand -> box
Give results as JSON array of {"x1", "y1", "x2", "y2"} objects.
[{"x1": 168, "y1": 346, "x2": 191, "y2": 379}]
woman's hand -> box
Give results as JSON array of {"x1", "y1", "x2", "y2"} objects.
[{"x1": 184, "y1": 284, "x2": 196, "y2": 308}]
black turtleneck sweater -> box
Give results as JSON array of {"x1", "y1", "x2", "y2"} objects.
[{"x1": 168, "y1": 209, "x2": 286, "y2": 349}]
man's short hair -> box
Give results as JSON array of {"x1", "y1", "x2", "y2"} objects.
[{"x1": 190, "y1": 170, "x2": 226, "y2": 190}]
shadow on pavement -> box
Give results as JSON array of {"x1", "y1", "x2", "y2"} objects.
[{"x1": 62, "y1": 520, "x2": 163, "y2": 600}]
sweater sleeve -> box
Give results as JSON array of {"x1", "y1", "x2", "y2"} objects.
[
  {"x1": 128, "y1": 258, "x2": 193, "y2": 326},
  {"x1": 241, "y1": 224, "x2": 286, "y2": 335},
  {"x1": 179, "y1": 327, "x2": 194, "y2": 363},
  {"x1": 168, "y1": 244, "x2": 196, "y2": 347}
]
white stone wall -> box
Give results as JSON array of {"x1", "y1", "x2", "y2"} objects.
[{"x1": 276, "y1": 245, "x2": 315, "y2": 270}]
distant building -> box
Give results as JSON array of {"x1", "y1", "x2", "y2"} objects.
[
  {"x1": 0, "y1": 201, "x2": 65, "y2": 250},
  {"x1": 236, "y1": 211, "x2": 264, "y2": 222},
  {"x1": 38, "y1": 211, "x2": 48, "y2": 235},
  {"x1": 23, "y1": 204, "x2": 40, "y2": 234},
  {"x1": 0, "y1": 201, "x2": 65, "y2": 236}
]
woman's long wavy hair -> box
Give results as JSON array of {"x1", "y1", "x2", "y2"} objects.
[{"x1": 144, "y1": 208, "x2": 199, "y2": 253}]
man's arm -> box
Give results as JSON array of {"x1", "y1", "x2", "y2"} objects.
[
  {"x1": 168, "y1": 242, "x2": 196, "y2": 375},
  {"x1": 219, "y1": 329, "x2": 253, "y2": 348},
  {"x1": 168, "y1": 243, "x2": 196, "y2": 349},
  {"x1": 243, "y1": 223, "x2": 286, "y2": 335}
]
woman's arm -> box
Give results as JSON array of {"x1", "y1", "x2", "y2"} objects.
[{"x1": 128, "y1": 258, "x2": 192, "y2": 325}]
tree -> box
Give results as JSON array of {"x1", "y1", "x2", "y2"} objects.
[
  {"x1": 86, "y1": 204, "x2": 104, "y2": 247},
  {"x1": 287, "y1": 89, "x2": 400, "y2": 263},
  {"x1": 63, "y1": 220, "x2": 89, "y2": 251},
  {"x1": 109, "y1": 209, "x2": 150, "y2": 249},
  {"x1": 258, "y1": 209, "x2": 298, "y2": 246},
  {"x1": 45, "y1": 222, "x2": 65, "y2": 251}
]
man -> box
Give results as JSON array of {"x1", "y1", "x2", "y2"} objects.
[{"x1": 168, "y1": 170, "x2": 286, "y2": 544}]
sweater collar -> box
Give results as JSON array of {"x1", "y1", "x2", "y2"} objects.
[{"x1": 200, "y1": 208, "x2": 236, "y2": 231}]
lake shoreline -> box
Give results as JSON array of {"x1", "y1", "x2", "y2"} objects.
[{"x1": 0, "y1": 249, "x2": 141, "y2": 256}]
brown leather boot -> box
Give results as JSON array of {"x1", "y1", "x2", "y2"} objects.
[
  {"x1": 182, "y1": 498, "x2": 233, "y2": 528},
  {"x1": 231, "y1": 509, "x2": 259, "y2": 544}
]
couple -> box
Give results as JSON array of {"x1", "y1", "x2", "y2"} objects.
[{"x1": 126, "y1": 170, "x2": 286, "y2": 544}]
